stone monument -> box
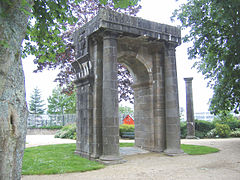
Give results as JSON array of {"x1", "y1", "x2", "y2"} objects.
[
  {"x1": 72, "y1": 9, "x2": 183, "y2": 163},
  {"x1": 184, "y1": 77, "x2": 196, "y2": 139}
]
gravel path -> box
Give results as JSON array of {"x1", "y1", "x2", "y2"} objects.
[{"x1": 22, "y1": 136, "x2": 240, "y2": 180}]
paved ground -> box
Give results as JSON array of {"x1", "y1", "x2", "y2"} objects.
[{"x1": 23, "y1": 136, "x2": 240, "y2": 180}]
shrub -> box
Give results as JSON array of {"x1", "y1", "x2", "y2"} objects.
[
  {"x1": 119, "y1": 124, "x2": 134, "y2": 137},
  {"x1": 195, "y1": 130, "x2": 206, "y2": 138},
  {"x1": 225, "y1": 119, "x2": 240, "y2": 130},
  {"x1": 213, "y1": 111, "x2": 240, "y2": 130},
  {"x1": 180, "y1": 120, "x2": 215, "y2": 138},
  {"x1": 180, "y1": 121, "x2": 187, "y2": 138},
  {"x1": 215, "y1": 123, "x2": 231, "y2": 138},
  {"x1": 195, "y1": 120, "x2": 214, "y2": 134},
  {"x1": 230, "y1": 128, "x2": 240, "y2": 137},
  {"x1": 28, "y1": 125, "x2": 63, "y2": 129},
  {"x1": 206, "y1": 128, "x2": 217, "y2": 138},
  {"x1": 55, "y1": 124, "x2": 77, "y2": 140}
]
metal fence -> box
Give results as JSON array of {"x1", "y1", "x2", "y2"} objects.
[
  {"x1": 27, "y1": 113, "x2": 134, "y2": 128},
  {"x1": 27, "y1": 114, "x2": 76, "y2": 128}
]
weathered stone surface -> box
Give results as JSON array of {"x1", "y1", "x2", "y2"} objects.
[
  {"x1": 184, "y1": 77, "x2": 196, "y2": 139},
  {"x1": 0, "y1": 1, "x2": 31, "y2": 179},
  {"x1": 72, "y1": 9, "x2": 183, "y2": 163}
]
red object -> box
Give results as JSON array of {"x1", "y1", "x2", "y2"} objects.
[{"x1": 122, "y1": 115, "x2": 134, "y2": 125}]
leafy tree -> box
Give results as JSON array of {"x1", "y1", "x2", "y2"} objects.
[
  {"x1": 118, "y1": 64, "x2": 134, "y2": 103},
  {"x1": 0, "y1": 0, "x2": 139, "y2": 179},
  {"x1": 47, "y1": 87, "x2": 76, "y2": 114},
  {"x1": 29, "y1": 87, "x2": 45, "y2": 114},
  {"x1": 31, "y1": 0, "x2": 139, "y2": 98},
  {"x1": 119, "y1": 105, "x2": 133, "y2": 114},
  {"x1": 172, "y1": 0, "x2": 240, "y2": 114}
]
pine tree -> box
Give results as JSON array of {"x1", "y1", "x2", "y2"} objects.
[{"x1": 29, "y1": 87, "x2": 45, "y2": 114}]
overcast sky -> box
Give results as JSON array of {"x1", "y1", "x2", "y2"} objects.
[{"x1": 22, "y1": 0, "x2": 213, "y2": 113}]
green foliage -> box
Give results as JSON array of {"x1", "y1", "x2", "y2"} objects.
[
  {"x1": 47, "y1": 87, "x2": 76, "y2": 114},
  {"x1": 28, "y1": 125, "x2": 63, "y2": 129},
  {"x1": 181, "y1": 144, "x2": 219, "y2": 155},
  {"x1": 99, "y1": 0, "x2": 138, "y2": 8},
  {"x1": 55, "y1": 123, "x2": 76, "y2": 140},
  {"x1": 29, "y1": 87, "x2": 45, "y2": 114},
  {"x1": 206, "y1": 128, "x2": 217, "y2": 138},
  {"x1": 213, "y1": 111, "x2": 240, "y2": 130},
  {"x1": 119, "y1": 105, "x2": 133, "y2": 114},
  {"x1": 215, "y1": 123, "x2": 231, "y2": 138},
  {"x1": 21, "y1": 0, "x2": 140, "y2": 63},
  {"x1": 195, "y1": 120, "x2": 215, "y2": 135},
  {"x1": 181, "y1": 120, "x2": 215, "y2": 138},
  {"x1": 173, "y1": 0, "x2": 240, "y2": 114},
  {"x1": 119, "y1": 124, "x2": 134, "y2": 136},
  {"x1": 230, "y1": 128, "x2": 240, "y2": 137},
  {"x1": 22, "y1": 144, "x2": 104, "y2": 175},
  {"x1": 180, "y1": 121, "x2": 187, "y2": 138},
  {"x1": 119, "y1": 142, "x2": 134, "y2": 147},
  {"x1": 195, "y1": 131, "x2": 206, "y2": 139}
]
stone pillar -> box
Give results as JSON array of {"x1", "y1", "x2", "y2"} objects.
[
  {"x1": 90, "y1": 38, "x2": 103, "y2": 159},
  {"x1": 164, "y1": 43, "x2": 183, "y2": 155},
  {"x1": 100, "y1": 32, "x2": 121, "y2": 163},
  {"x1": 184, "y1": 77, "x2": 196, "y2": 139},
  {"x1": 152, "y1": 46, "x2": 166, "y2": 152}
]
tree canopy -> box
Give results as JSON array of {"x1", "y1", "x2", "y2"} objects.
[
  {"x1": 22, "y1": 0, "x2": 139, "y2": 98},
  {"x1": 47, "y1": 87, "x2": 76, "y2": 114},
  {"x1": 173, "y1": 0, "x2": 240, "y2": 114}
]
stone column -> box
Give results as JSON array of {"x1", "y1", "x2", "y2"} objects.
[
  {"x1": 184, "y1": 77, "x2": 196, "y2": 139},
  {"x1": 100, "y1": 32, "x2": 121, "y2": 163},
  {"x1": 164, "y1": 43, "x2": 183, "y2": 155},
  {"x1": 90, "y1": 38, "x2": 103, "y2": 159}
]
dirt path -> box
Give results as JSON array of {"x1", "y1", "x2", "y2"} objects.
[{"x1": 22, "y1": 138, "x2": 240, "y2": 180}]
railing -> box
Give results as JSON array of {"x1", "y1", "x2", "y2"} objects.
[
  {"x1": 27, "y1": 114, "x2": 76, "y2": 128},
  {"x1": 27, "y1": 113, "x2": 134, "y2": 128}
]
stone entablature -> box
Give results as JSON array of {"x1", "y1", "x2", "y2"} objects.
[{"x1": 73, "y1": 8, "x2": 181, "y2": 61}]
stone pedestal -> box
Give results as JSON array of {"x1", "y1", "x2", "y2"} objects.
[{"x1": 184, "y1": 77, "x2": 196, "y2": 139}]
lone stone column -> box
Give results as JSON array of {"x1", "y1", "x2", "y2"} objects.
[
  {"x1": 184, "y1": 77, "x2": 196, "y2": 139},
  {"x1": 164, "y1": 43, "x2": 183, "y2": 155},
  {"x1": 100, "y1": 32, "x2": 121, "y2": 163}
]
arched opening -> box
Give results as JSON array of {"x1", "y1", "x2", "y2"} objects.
[{"x1": 118, "y1": 54, "x2": 153, "y2": 150}]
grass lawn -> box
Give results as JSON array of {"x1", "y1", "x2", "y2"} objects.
[
  {"x1": 22, "y1": 143, "x2": 219, "y2": 175},
  {"x1": 119, "y1": 142, "x2": 135, "y2": 147},
  {"x1": 181, "y1": 144, "x2": 219, "y2": 155},
  {"x1": 22, "y1": 144, "x2": 104, "y2": 175},
  {"x1": 119, "y1": 143, "x2": 219, "y2": 155}
]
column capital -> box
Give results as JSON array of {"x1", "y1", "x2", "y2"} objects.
[
  {"x1": 184, "y1": 77, "x2": 193, "y2": 82},
  {"x1": 165, "y1": 41, "x2": 178, "y2": 50},
  {"x1": 102, "y1": 30, "x2": 119, "y2": 40}
]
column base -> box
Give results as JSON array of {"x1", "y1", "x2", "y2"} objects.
[
  {"x1": 99, "y1": 155, "x2": 125, "y2": 165},
  {"x1": 186, "y1": 135, "x2": 199, "y2": 139},
  {"x1": 164, "y1": 148, "x2": 184, "y2": 156},
  {"x1": 75, "y1": 150, "x2": 91, "y2": 159}
]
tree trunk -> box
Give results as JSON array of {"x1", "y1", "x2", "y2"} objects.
[{"x1": 0, "y1": 1, "x2": 32, "y2": 179}]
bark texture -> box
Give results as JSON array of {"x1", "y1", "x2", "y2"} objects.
[{"x1": 0, "y1": 1, "x2": 31, "y2": 179}]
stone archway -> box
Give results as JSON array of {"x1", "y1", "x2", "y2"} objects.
[{"x1": 72, "y1": 9, "x2": 183, "y2": 163}]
